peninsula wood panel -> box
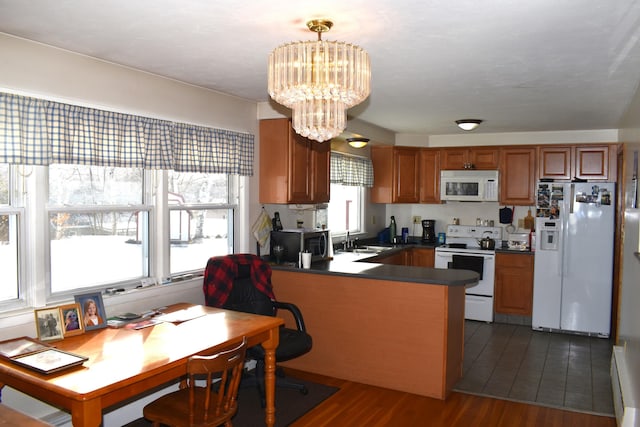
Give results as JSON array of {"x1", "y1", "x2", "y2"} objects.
[{"x1": 271, "y1": 270, "x2": 465, "y2": 399}]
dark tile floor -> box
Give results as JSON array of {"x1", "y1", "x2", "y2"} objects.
[{"x1": 454, "y1": 320, "x2": 615, "y2": 416}]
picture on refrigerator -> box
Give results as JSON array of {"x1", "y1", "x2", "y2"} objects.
[{"x1": 532, "y1": 182, "x2": 615, "y2": 337}]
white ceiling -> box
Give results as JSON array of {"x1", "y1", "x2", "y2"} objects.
[{"x1": 1, "y1": 0, "x2": 640, "y2": 136}]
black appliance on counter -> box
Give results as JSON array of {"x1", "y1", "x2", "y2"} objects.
[
  {"x1": 422, "y1": 219, "x2": 436, "y2": 243},
  {"x1": 270, "y1": 229, "x2": 330, "y2": 263}
]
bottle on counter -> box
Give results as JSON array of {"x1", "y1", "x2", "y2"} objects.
[{"x1": 389, "y1": 216, "x2": 397, "y2": 244}]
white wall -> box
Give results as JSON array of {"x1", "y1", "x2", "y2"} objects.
[{"x1": 617, "y1": 80, "x2": 640, "y2": 412}]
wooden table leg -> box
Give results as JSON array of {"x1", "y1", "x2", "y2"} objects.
[
  {"x1": 262, "y1": 327, "x2": 280, "y2": 427},
  {"x1": 71, "y1": 399, "x2": 102, "y2": 427}
]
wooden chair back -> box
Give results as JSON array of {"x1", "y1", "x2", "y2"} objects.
[{"x1": 143, "y1": 337, "x2": 247, "y2": 427}]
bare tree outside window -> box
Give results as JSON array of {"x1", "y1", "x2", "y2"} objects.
[
  {"x1": 167, "y1": 172, "x2": 234, "y2": 275},
  {"x1": 48, "y1": 165, "x2": 148, "y2": 293}
]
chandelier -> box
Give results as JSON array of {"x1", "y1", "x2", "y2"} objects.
[{"x1": 268, "y1": 19, "x2": 371, "y2": 142}]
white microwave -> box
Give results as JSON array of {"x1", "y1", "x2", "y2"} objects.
[{"x1": 440, "y1": 170, "x2": 499, "y2": 202}]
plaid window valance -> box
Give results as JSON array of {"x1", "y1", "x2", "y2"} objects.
[
  {"x1": 330, "y1": 151, "x2": 374, "y2": 187},
  {"x1": 0, "y1": 92, "x2": 254, "y2": 175}
]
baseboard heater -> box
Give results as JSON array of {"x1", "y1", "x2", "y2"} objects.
[{"x1": 611, "y1": 346, "x2": 639, "y2": 426}]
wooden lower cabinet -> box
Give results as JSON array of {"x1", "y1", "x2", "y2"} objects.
[
  {"x1": 410, "y1": 248, "x2": 435, "y2": 267},
  {"x1": 494, "y1": 252, "x2": 534, "y2": 316},
  {"x1": 375, "y1": 250, "x2": 409, "y2": 265}
]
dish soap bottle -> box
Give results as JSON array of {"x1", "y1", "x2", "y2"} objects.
[{"x1": 389, "y1": 216, "x2": 397, "y2": 244}]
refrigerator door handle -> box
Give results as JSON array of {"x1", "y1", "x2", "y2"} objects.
[
  {"x1": 563, "y1": 184, "x2": 571, "y2": 277},
  {"x1": 569, "y1": 184, "x2": 575, "y2": 214}
]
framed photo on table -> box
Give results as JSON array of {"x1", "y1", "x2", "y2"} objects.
[
  {"x1": 34, "y1": 307, "x2": 64, "y2": 341},
  {"x1": 74, "y1": 292, "x2": 107, "y2": 331},
  {"x1": 59, "y1": 303, "x2": 84, "y2": 337}
]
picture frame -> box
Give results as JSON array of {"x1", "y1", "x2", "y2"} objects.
[
  {"x1": 74, "y1": 292, "x2": 107, "y2": 331},
  {"x1": 59, "y1": 303, "x2": 84, "y2": 337},
  {"x1": 0, "y1": 336, "x2": 88, "y2": 375},
  {"x1": 0, "y1": 336, "x2": 51, "y2": 359},
  {"x1": 11, "y1": 347, "x2": 88, "y2": 375},
  {"x1": 34, "y1": 308, "x2": 64, "y2": 341}
]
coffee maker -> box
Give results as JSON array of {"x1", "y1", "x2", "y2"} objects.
[{"x1": 421, "y1": 219, "x2": 436, "y2": 243}]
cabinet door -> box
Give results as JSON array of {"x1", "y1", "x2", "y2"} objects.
[
  {"x1": 370, "y1": 146, "x2": 394, "y2": 203},
  {"x1": 259, "y1": 119, "x2": 290, "y2": 203},
  {"x1": 500, "y1": 147, "x2": 536, "y2": 205},
  {"x1": 539, "y1": 146, "x2": 572, "y2": 180},
  {"x1": 311, "y1": 142, "x2": 330, "y2": 203},
  {"x1": 470, "y1": 148, "x2": 500, "y2": 170},
  {"x1": 393, "y1": 147, "x2": 420, "y2": 203},
  {"x1": 440, "y1": 148, "x2": 467, "y2": 170},
  {"x1": 411, "y1": 248, "x2": 434, "y2": 267},
  {"x1": 288, "y1": 132, "x2": 313, "y2": 203},
  {"x1": 419, "y1": 149, "x2": 441, "y2": 203},
  {"x1": 494, "y1": 253, "x2": 534, "y2": 316},
  {"x1": 375, "y1": 250, "x2": 408, "y2": 266},
  {"x1": 574, "y1": 145, "x2": 610, "y2": 180}
]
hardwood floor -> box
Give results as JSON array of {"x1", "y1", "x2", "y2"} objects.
[{"x1": 285, "y1": 369, "x2": 616, "y2": 427}]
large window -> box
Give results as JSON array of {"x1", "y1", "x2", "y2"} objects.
[
  {"x1": 0, "y1": 164, "x2": 19, "y2": 303},
  {"x1": 328, "y1": 151, "x2": 373, "y2": 236},
  {"x1": 168, "y1": 172, "x2": 235, "y2": 275},
  {"x1": 48, "y1": 165, "x2": 149, "y2": 294},
  {"x1": 328, "y1": 183, "x2": 363, "y2": 235}
]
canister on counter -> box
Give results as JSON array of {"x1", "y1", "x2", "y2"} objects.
[
  {"x1": 438, "y1": 232, "x2": 446, "y2": 244},
  {"x1": 401, "y1": 227, "x2": 409, "y2": 243}
]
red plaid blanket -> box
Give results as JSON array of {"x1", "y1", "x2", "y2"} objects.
[{"x1": 203, "y1": 254, "x2": 275, "y2": 308}]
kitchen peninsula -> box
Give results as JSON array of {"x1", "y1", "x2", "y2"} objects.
[{"x1": 270, "y1": 252, "x2": 479, "y2": 400}]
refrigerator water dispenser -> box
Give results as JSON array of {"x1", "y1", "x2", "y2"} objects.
[{"x1": 538, "y1": 220, "x2": 559, "y2": 251}]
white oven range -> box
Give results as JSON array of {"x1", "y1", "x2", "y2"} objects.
[{"x1": 434, "y1": 225, "x2": 502, "y2": 322}]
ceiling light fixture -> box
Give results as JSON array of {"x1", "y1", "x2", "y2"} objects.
[
  {"x1": 456, "y1": 119, "x2": 483, "y2": 131},
  {"x1": 268, "y1": 19, "x2": 371, "y2": 142},
  {"x1": 346, "y1": 137, "x2": 370, "y2": 148}
]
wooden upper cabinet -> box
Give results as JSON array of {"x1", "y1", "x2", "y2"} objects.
[
  {"x1": 259, "y1": 118, "x2": 330, "y2": 204},
  {"x1": 394, "y1": 147, "x2": 420, "y2": 203},
  {"x1": 500, "y1": 147, "x2": 536, "y2": 205},
  {"x1": 310, "y1": 141, "x2": 331, "y2": 203},
  {"x1": 441, "y1": 147, "x2": 499, "y2": 170},
  {"x1": 419, "y1": 149, "x2": 441, "y2": 203},
  {"x1": 371, "y1": 146, "x2": 419, "y2": 203},
  {"x1": 574, "y1": 145, "x2": 614, "y2": 181},
  {"x1": 538, "y1": 144, "x2": 617, "y2": 181},
  {"x1": 538, "y1": 146, "x2": 572, "y2": 180}
]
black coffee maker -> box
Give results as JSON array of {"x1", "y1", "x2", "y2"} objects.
[{"x1": 421, "y1": 219, "x2": 436, "y2": 243}]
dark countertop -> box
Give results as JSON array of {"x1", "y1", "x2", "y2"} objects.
[
  {"x1": 270, "y1": 249, "x2": 478, "y2": 287},
  {"x1": 495, "y1": 247, "x2": 534, "y2": 255}
]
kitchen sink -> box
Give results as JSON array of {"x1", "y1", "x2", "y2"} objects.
[
  {"x1": 337, "y1": 245, "x2": 393, "y2": 254},
  {"x1": 363, "y1": 245, "x2": 394, "y2": 252}
]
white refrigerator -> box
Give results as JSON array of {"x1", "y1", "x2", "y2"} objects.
[{"x1": 532, "y1": 182, "x2": 615, "y2": 337}]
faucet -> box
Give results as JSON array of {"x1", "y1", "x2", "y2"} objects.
[{"x1": 342, "y1": 232, "x2": 354, "y2": 250}]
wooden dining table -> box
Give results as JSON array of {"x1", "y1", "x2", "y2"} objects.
[{"x1": 0, "y1": 303, "x2": 283, "y2": 427}]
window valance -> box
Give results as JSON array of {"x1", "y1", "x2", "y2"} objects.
[
  {"x1": 0, "y1": 92, "x2": 254, "y2": 175},
  {"x1": 330, "y1": 151, "x2": 374, "y2": 187}
]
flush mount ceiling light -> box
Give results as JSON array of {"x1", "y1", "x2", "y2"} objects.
[
  {"x1": 346, "y1": 137, "x2": 370, "y2": 148},
  {"x1": 268, "y1": 19, "x2": 371, "y2": 142},
  {"x1": 455, "y1": 119, "x2": 483, "y2": 131}
]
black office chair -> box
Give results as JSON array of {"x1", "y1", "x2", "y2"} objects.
[{"x1": 203, "y1": 254, "x2": 312, "y2": 406}]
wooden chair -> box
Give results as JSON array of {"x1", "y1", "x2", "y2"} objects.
[{"x1": 143, "y1": 337, "x2": 247, "y2": 427}]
